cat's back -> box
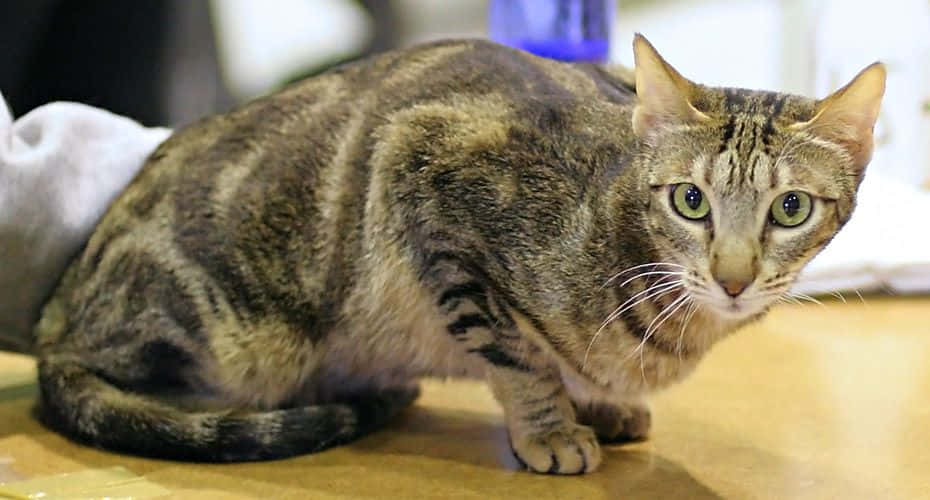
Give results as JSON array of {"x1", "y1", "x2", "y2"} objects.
[
  {"x1": 86, "y1": 38, "x2": 633, "y2": 226},
  {"x1": 92, "y1": 38, "x2": 635, "y2": 228},
  {"x1": 36, "y1": 39, "x2": 636, "y2": 351}
]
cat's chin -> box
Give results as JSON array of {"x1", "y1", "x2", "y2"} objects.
[{"x1": 700, "y1": 299, "x2": 767, "y2": 323}]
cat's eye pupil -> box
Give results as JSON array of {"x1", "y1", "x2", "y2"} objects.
[
  {"x1": 671, "y1": 183, "x2": 710, "y2": 220},
  {"x1": 770, "y1": 191, "x2": 812, "y2": 228},
  {"x1": 684, "y1": 186, "x2": 703, "y2": 210},
  {"x1": 782, "y1": 193, "x2": 801, "y2": 217}
]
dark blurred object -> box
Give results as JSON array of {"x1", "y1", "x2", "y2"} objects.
[
  {"x1": 283, "y1": 0, "x2": 399, "y2": 86},
  {"x1": 359, "y1": 0, "x2": 399, "y2": 55},
  {"x1": 0, "y1": 0, "x2": 232, "y2": 126}
]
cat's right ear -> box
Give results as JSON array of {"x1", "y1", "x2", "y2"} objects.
[
  {"x1": 791, "y1": 62, "x2": 886, "y2": 173},
  {"x1": 631, "y1": 34, "x2": 709, "y2": 138}
]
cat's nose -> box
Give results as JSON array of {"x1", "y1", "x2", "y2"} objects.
[
  {"x1": 716, "y1": 278, "x2": 750, "y2": 297},
  {"x1": 710, "y1": 235, "x2": 759, "y2": 299}
]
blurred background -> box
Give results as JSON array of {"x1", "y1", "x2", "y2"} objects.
[
  {"x1": 2, "y1": 0, "x2": 927, "y2": 181},
  {"x1": 1, "y1": 0, "x2": 928, "y2": 294}
]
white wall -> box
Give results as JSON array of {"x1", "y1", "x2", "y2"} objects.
[{"x1": 611, "y1": 0, "x2": 783, "y2": 91}]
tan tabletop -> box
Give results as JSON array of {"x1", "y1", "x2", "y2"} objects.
[{"x1": 0, "y1": 297, "x2": 928, "y2": 499}]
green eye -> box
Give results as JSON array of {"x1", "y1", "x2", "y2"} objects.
[
  {"x1": 671, "y1": 183, "x2": 710, "y2": 220},
  {"x1": 770, "y1": 191, "x2": 812, "y2": 227}
]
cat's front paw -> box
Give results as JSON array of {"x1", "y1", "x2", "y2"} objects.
[
  {"x1": 575, "y1": 401, "x2": 651, "y2": 444},
  {"x1": 510, "y1": 423, "x2": 601, "y2": 474}
]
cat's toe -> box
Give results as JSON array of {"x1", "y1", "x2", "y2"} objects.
[
  {"x1": 510, "y1": 423, "x2": 601, "y2": 474},
  {"x1": 576, "y1": 401, "x2": 651, "y2": 444}
]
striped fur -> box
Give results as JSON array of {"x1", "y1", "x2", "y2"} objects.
[{"x1": 33, "y1": 36, "x2": 883, "y2": 473}]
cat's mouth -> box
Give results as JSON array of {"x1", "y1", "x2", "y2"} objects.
[
  {"x1": 693, "y1": 292, "x2": 769, "y2": 321},
  {"x1": 719, "y1": 300, "x2": 752, "y2": 318}
]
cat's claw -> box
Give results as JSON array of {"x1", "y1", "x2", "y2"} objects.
[
  {"x1": 510, "y1": 423, "x2": 601, "y2": 474},
  {"x1": 575, "y1": 401, "x2": 651, "y2": 444}
]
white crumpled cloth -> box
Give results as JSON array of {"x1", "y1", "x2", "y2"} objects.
[
  {"x1": 0, "y1": 95, "x2": 171, "y2": 352},
  {"x1": 793, "y1": 172, "x2": 930, "y2": 296}
]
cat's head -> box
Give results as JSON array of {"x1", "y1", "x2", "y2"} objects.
[{"x1": 630, "y1": 34, "x2": 885, "y2": 321}]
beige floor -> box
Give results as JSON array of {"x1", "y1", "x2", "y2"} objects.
[{"x1": 0, "y1": 297, "x2": 928, "y2": 499}]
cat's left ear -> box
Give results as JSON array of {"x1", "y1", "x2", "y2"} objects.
[{"x1": 793, "y1": 63, "x2": 887, "y2": 172}]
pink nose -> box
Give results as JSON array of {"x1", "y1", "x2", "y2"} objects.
[{"x1": 717, "y1": 279, "x2": 749, "y2": 297}]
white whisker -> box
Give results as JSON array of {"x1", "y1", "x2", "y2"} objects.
[
  {"x1": 676, "y1": 301, "x2": 700, "y2": 362},
  {"x1": 633, "y1": 293, "x2": 691, "y2": 383},
  {"x1": 788, "y1": 291, "x2": 825, "y2": 308},
  {"x1": 582, "y1": 279, "x2": 683, "y2": 371},
  {"x1": 615, "y1": 270, "x2": 684, "y2": 290},
  {"x1": 598, "y1": 279, "x2": 682, "y2": 330},
  {"x1": 600, "y1": 262, "x2": 686, "y2": 290},
  {"x1": 778, "y1": 293, "x2": 804, "y2": 306},
  {"x1": 635, "y1": 293, "x2": 690, "y2": 358}
]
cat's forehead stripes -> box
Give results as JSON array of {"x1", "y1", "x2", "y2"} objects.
[
  {"x1": 717, "y1": 91, "x2": 789, "y2": 156},
  {"x1": 698, "y1": 89, "x2": 825, "y2": 198},
  {"x1": 702, "y1": 153, "x2": 769, "y2": 204}
]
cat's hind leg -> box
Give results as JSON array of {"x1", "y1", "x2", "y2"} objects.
[
  {"x1": 36, "y1": 352, "x2": 418, "y2": 462},
  {"x1": 38, "y1": 320, "x2": 418, "y2": 462}
]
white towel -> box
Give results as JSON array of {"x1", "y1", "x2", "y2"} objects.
[
  {"x1": 0, "y1": 95, "x2": 171, "y2": 352},
  {"x1": 793, "y1": 172, "x2": 930, "y2": 296}
]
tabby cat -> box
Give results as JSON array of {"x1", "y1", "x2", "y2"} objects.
[{"x1": 34, "y1": 35, "x2": 884, "y2": 474}]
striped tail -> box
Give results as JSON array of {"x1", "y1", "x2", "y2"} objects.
[{"x1": 36, "y1": 357, "x2": 418, "y2": 462}]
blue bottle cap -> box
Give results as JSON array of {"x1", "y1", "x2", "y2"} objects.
[{"x1": 489, "y1": 0, "x2": 615, "y2": 63}]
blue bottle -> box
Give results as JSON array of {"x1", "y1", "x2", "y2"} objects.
[{"x1": 488, "y1": 0, "x2": 615, "y2": 63}]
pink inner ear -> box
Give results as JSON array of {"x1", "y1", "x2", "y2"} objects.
[
  {"x1": 803, "y1": 104, "x2": 880, "y2": 172},
  {"x1": 803, "y1": 63, "x2": 885, "y2": 167},
  {"x1": 631, "y1": 35, "x2": 710, "y2": 138}
]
